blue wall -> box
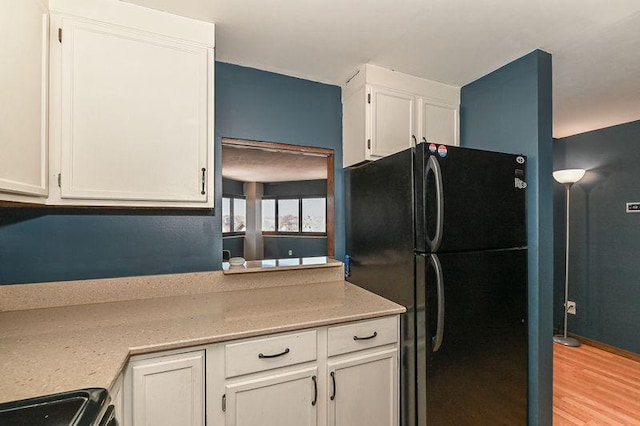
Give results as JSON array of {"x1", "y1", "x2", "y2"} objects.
[
  {"x1": 263, "y1": 180, "x2": 327, "y2": 197},
  {"x1": 460, "y1": 50, "x2": 554, "y2": 425},
  {"x1": 554, "y1": 120, "x2": 640, "y2": 354},
  {"x1": 263, "y1": 236, "x2": 327, "y2": 259},
  {"x1": 222, "y1": 178, "x2": 245, "y2": 196},
  {"x1": 222, "y1": 236, "x2": 244, "y2": 259},
  {"x1": 0, "y1": 62, "x2": 343, "y2": 285}
]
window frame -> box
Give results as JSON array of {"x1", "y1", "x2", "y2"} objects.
[
  {"x1": 222, "y1": 195, "x2": 247, "y2": 236},
  {"x1": 262, "y1": 195, "x2": 327, "y2": 237}
]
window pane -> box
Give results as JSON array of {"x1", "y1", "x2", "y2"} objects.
[
  {"x1": 302, "y1": 198, "x2": 326, "y2": 232},
  {"x1": 222, "y1": 197, "x2": 231, "y2": 233},
  {"x1": 234, "y1": 198, "x2": 246, "y2": 232},
  {"x1": 262, "y1": 199, "x2": 276, "y2": 231},
  {"x1": 278, "y1": 199, "x2": 299, "y2": 232}
]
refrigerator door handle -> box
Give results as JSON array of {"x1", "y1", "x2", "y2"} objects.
[
  {"x1": 426, "y1": 156, "x2": 444, "y2": 252},
  {"x1": 430, "y1": 253, "x2": 445, "y2": 352}
]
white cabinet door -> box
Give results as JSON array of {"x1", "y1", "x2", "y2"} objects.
[
  {"x1": 419, "y1": 99, "x2": 459, "y2": 146},
  {"x1": 130, "y1": 350, "x2": 205, "y2": 426},
  {"x1": 225, "y1": 366, "x2": 318, "y2": 426},
  {"x1": 369, "y1": 86, "x2": 415, "y2": 159},
  {"x1": 56, "y1": 16, "x2": 212, "y2": 205},
  {"x1": 0, "y1": 0, "x2": 48, "y2": 201},
  {"x1": 327, "y1": 348, "x2": 398, "y2": 426}
]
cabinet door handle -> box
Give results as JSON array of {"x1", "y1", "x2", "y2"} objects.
[
  {"x1": 258, "y1": 347, "x2": 290, "y2": 359},
  {"x1": 311, "y1": 375, "x2": 318, "y2": 406},
  {"x1": 330, "y1": 371, "x2": 336, "y2": 400},
  {"x1": 353, "y1": 331, "x2": 378, "y2": 341},
  {"x1": 201, "y1": 168, "x2": 206, "y2": 195}
]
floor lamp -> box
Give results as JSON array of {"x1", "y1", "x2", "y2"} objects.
[{"x1": 553, "y1": 168, "x2": 586, "y2": 347}]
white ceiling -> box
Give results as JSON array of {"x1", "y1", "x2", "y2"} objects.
[{"x1": 127, "y1": 0, "x2": 640, "y2": 138}]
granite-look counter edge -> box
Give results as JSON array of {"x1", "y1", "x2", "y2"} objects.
[{"x1": 0, "y1": 280, "x2": 405, "y2": 403}]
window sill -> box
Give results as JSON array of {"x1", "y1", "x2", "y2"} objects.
[{"x1": 222, "y1": 256, "x2": 341, "y2": 275}]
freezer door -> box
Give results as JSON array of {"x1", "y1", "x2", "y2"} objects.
[
  {"x1": 417, "y1": 249, "x2": 528, "y2": 425},
  {"x1": 415, "y1": 143, "x2": 527, "y2": 253}
]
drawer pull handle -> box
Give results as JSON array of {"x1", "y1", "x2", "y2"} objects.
[
  {"x1": 258, "y1": 348, "x2": 290, "y2": 359},
  {"x1": 353, "y1": 331, "x2": 378, "y2": 341},
  {"x1": 311, "y1": 375, "x2": 318, "y2": 406},
  {"x1": 330, "y1": 371, "x2": 336, "y2": 400}
]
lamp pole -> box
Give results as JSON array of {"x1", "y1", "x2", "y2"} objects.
[{"x1": 552, "y1": 169, "x2": 585, "y2": 347}]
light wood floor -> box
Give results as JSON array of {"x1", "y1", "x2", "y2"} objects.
[{"x1": 554, "y1": 343, "x2": 640, "y2": 425}]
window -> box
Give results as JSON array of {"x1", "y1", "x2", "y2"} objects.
[
  {"x1": 233, "y1": 198, "x2": 246, "y2": 232},
  {"x1": 262, "y1": 199, "x2": 276, "y2": 232},
  {"x1": 278, "y1": 199, "x2": 299, "y2": 232},
  {"x1": 302, "y1": 198, "x2": 326, "y2": 232},
  {"x1": 262, "y1": 197, "x2": 327, "y2": 235},
  {"x1": 222, "y1": 196, "x2": 246, "y2": 234}
]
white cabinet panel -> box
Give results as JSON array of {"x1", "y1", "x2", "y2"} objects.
[
  {"x1": 129, "y1": 350, "x2": 205, "y2": 426},
  {"x1": 225, "y1": 366, "x2": 318, "y2": 426},
  {"x1": 342, "y1": 85, "x2": 367, "y2": 168},
  {"x1": 420, "y1": 99, "x2": 459, "y2": 146},
  {"x1": 370, "y1": 86, "x2": 415, "y2": 158},
  {"x1": 327, "y1": 349, "x2": 398, "y2": 426},
  {"x1": 57, "y1": 17, "x2": 211, "y2": 204},
  {"x1": 0, "y1": 0, "x2": 48, "y2": 201}
]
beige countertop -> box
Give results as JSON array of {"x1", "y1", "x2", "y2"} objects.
[{"x1": 0, "y1": 280, "x2": 405, "y2": 403}]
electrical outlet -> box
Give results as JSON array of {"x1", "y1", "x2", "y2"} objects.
[
  {"x1": 567, "y1": 301, "x2": 577, "y2": 315},
  {"x1": 288, "y1": 250, "x2": 293, "y2": 256}
]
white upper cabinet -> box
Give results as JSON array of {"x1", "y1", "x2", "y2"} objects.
[
  {"x1": 47, "y1": 0, "x2": 215, "y2": 208},
  {"x1": 0, "y1": 0, "x2": 48, "y2": 204},
  {"x1": 342, "y1": 64, "x2": 460, "y2": 167},
  {"x1": 369, "y1": 86, "x2": 415, "y2": 159},
  {"x1": 418, "y1": 98, "x2": 459, "y2": 147}
]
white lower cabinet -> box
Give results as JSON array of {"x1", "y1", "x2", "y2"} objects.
[
  {"x1": 327, "y1": 349, "x2": 398, "y2": 426},
  {"x1": 124, "y1": 350, "x2": 205, "y2": 426},
  {"x1": 224, "y1": 366, "x2": 318, "y2": 426},
  {"x1": 121, "y1": 316, "x2": 399, "y2": 426}
]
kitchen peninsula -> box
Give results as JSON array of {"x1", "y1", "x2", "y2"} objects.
[{"x1": 0, "y1": 260, "x2": 404, "y2": 425}]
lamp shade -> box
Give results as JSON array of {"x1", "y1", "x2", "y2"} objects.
[{"x1": 553, "y1": 169, "x2": 585, "y2": 184}]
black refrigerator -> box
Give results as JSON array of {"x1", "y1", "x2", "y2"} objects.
[{"x1": 346, "y1": 143, "x2": 528, "y2": 426}]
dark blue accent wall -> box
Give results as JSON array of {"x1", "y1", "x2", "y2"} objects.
[
  {"x1": 554, "y1": 120, "x2": 640, "y2": 354},
  {"x1": 263, "y1": 180, "x2": 327, "y2": 197},
  {"x1": 0, "y1": 62, "x2": 342, "y2": 285},
  {"x1": 222, "y1": 178, "x2": 245, "y2": 196},
  {"x1": 222, "y1": 236, "x2": 244, "y2": 258},
  {"x1": 263, "y1": 236, "x2": 327, "y2": 259},
  {"x1": 0, "y1": 208, "x2": 218, "y2": 284},
  {"x1": 460, "y1": 50, "x2": 554, "y2": 425}
]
